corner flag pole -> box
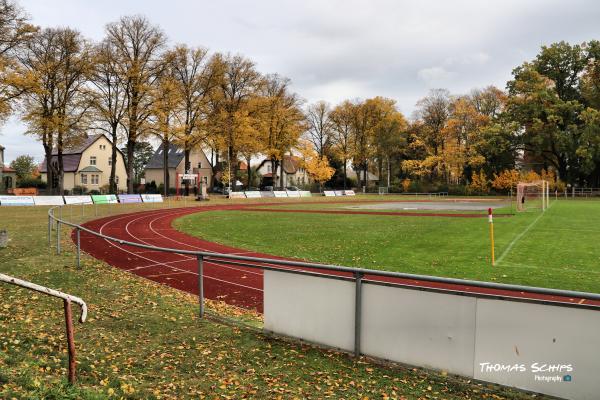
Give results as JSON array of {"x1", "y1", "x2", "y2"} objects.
[{"x1": 488, "y1": 208, "x2": 495, "y2": 266}]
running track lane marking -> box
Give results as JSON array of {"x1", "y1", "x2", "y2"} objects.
[
  {"x1": 98, "y1": 210, "x2": 264, "y2": 292},
  {"x1": 496, "y1": 201, "x2": 554, "y2": 265}
]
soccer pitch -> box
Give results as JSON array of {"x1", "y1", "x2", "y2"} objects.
[{"x1": 174, "y1": 199, "x2": 600, "y2": 293}]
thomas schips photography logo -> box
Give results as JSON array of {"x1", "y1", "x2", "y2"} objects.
[{"x1": 479, "y1": 362, "x2": 574, "y2": 383}]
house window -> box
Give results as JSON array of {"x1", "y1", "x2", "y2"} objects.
[
  {"x1": 99, "y1": 144, "x2": 106, "y2": 150},
  {"x1": 267, "y1": 165, "x2": 272, "y2": 173},
  {"x1": 91, "y1": 174, "x2": 99, "y2": 185},
  {"x1": 115, "y1": 176, "x2": 119, "y2": 184},
  {"x1": 197, "y1": 162, "x2": 202, "y2": 169},
  {"x1": 108, "y1": 157, "x2": 112, "y2": 166},
  {"x1": 90, "y1": 156, "x2": 96, "y2": 165},
  {"x1": 81, "y1": 174, "x2": 87, "y2": 184}
]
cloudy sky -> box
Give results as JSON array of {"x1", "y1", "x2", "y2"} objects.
[{"x1": 2, "y1": 0, "x2": 599, "y2": 162}]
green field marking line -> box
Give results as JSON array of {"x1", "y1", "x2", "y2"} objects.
[{"x1": 496, "y1": 202, "x2": 554, "y2": 265}]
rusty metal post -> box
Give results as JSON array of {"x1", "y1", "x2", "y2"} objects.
[
  {"x1": 197, "y1": 255, "x2": 204, "y2": 318},
  {"x1": 63, "y1": 299, "x2": 76, "y2": 384},
  {"x1": 76, "y1": 228, "x2": 81, "y2": 269}
]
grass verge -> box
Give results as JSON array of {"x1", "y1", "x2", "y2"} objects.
[{"x1": 1, "y1": 203, "x2": 541, "y2": 399}]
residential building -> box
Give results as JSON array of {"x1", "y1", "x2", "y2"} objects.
[
  {"x1": 0, "y1": 145, "x2": 16, "y2": 193},
  {"x1": 256, "y1": 155, "x2": 309, "y2": 188},
  {"x1": 144, "y1": 143, "x2": 213, "y2": 190},
  {"x1": 40, "y1": 134, "x2": 127, "y2": 193}
]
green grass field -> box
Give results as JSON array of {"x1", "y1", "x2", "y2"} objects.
[
  {"x1": 0, "y1": 202, "x2": 537, "y2": 399},
  {"x1": 175, "y1": 199, "x2": 600, "y2": 293}
]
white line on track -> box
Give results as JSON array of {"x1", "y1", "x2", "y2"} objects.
[{"x1": 97, "y1": 209, "x2": 263, "y2": 292}]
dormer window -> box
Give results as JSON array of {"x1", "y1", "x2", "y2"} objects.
[{"x1": 90, "y1": 156, "x2": 96, "y2": 165}]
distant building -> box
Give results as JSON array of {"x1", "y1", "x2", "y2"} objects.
[
  {"x1": 0, "y1": 145, "x2": 17, "y2": 193},
  {"x1": 256, "y1": 155, "x2": 309, "y2": 188},
  {"x1": 40, "y1": 134, "x2": 127, "y2": 192},
  {"x1": 144, "y1": 143, "x2": 213, "y2": 189}
]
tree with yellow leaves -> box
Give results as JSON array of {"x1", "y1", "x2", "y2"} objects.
[{"x1": 298, "y1": 139, "x2": 335, "y2": 191}]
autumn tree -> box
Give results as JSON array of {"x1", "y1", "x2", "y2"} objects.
[
  {"x1": 304, "y1": 101, "x2": 333, "y2": 157},
  {"x1": 89, "y1": 39, "x2": 127, "y2": 193},
  {"x1": 210, "y1": 54, "x2": 262, "y2": 190},
  {"x1": 148, "y1": 57, "x2": 183, "y2": 196},
  {"x1": 169, "y1": 45, "x2": 220, "y2": 194},
  {"x1": 259, "y1": 74, "x2": 304, "y2": 189},
  {"x1": 19, "y1": 27, "x2": 91, "y2": 194},
  {"x1": 105, "y1": 15, "x2": 166, "y2": 193},
  {"x1": 0, "y1": 0, "x2": 35, "y2": 124},
  {"x1": 330, "y1": 100, "x2": 354, "y2": 189},
  {"x1": 299, "y1": 139, "x2": 334, "y2": 191}
]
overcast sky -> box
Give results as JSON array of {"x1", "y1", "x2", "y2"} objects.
[{"x1": 2, "y1": 0, "x2": 599, "y2": 163}]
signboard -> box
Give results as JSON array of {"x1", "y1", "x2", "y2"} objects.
[
  {"x1": 141, "y1": 194, "x2": 163, "y2": 203},
  {"x1": 181, "y1": 174, "x2": 197, "y2": 180},
  {"x1": 91, "y1": 194, "x2": 118, "y2": 204},
  {"x1": 63, "y1": 195, "x2": 93, "y2": 205},
  {"x1": 260, "y1": 191, "x2": 275, "y2": 198},
  {"x1": 334, "y1": 190, "x2": 345, "y2": 196},
  {"x1": 323, "y1": 190, "x2": 336, "y2": 197},
  {"x1": 344, "y1": 190, "x2": 356, "y2": 196},
  {"x1": 118, "y1": 194, "x2": 142, "y2": 203},
  {"x1": 0, "y1": 195, "x2": 35, "y2": 206},
  {"x1": 33, "y1": 196, "x2": 65, "y2": 206},
  {"x1": 244, "y1": 191, "x2": 261, "y2": 198},
  {"x1": 228, "y1": 192, "x2": 246, "y2": 199},
  {"x1": 286, "y1": 190, "x2": 300, "y2": 197},
  {"x1": 273, "y1": 191, "x2": 288, "y2": 198},
  {"x1": 299, "y1": 191, "x2": 312, "y2": 197}
]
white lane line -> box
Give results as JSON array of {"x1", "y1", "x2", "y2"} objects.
[
  {"x1": 96, "y1": 209, "x2": 263, "y2": 292},
  {"x1": 148, "y1": 211, "x2": 309, "y2": 273},
  {"x1": 496, "y1": 203, "x2": 553, "y2": 265}
]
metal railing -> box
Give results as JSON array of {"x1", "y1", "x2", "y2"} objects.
[
  {"x1": 0, "y1": 273, "x2": 87, "y2": 383},
  {"x1": 47, "y1": 203, "x2": 600, "y2": 357}
]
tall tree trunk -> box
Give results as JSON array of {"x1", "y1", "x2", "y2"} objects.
[
  {"x1": 343, "y1": 159, "x2": 347, "y2": 190},
  {"x1": 279, "y1": 157, "x2": 285, "y2": 189},
  {"x1": 246, "y1": 156, "x2": 252, "y2": 188},
  {"x1": 378, "y1": 157, "x2": 383, "y2": 188},
  {"x1": 44, "y1": 145, "x2": 54, "y2": 195},
  {"x1": 387, "y1": 156, "x2": 391, "y2": 188},
  {"x1": 57, "y1": 130, "x2": 64, "y2": 194},
  {"x1": 163, "y1": 139, "x2": 169, "y2": 197},
  {"x1": 126, "y1": 140, "x2": 135, "y2": 194},
  {"x1": 109, "y1": 124, "x2": 118, "y2": 194},
  {"x1": 184, "y1": 147, "x2": 191, "y2": 196}
]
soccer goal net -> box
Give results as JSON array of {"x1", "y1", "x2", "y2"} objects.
[
  {"x1": 378, "y1": 186, "x2": 389, "y2": 195},
  {"x1": 516, "y1": 180, "x2": 550, "y2": 211}
]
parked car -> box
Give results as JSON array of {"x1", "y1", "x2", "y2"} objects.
[
  {"x1": 261, "y1": 185, "x2": 274, "y2": 191},
  {"x1": 286, "y1": 186, "x2": 300, "y2": 191}
]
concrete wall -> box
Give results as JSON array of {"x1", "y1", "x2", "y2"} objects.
[{"x1": 264, "y1": 270, "x2": 600, "y2": 400}]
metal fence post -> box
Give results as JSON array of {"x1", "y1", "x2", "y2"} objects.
[
  {"x1": 63, "y1": 299, "x2": 76, "y2": 384},
  {"x1": 76, "y1": 228, "x2": 81, "y2": 269},
  {"x1": 197, "y1": 255, "x2": 204, "y2": 318},
  {"x1": 354, "y1": 272, "x2": 363, "y2": 357},
  {"x1": 48, "y1": 215, "x2": 52, "y2": 246},
  {"x1": 56, "y1": 221, "x2": 61, "y2": 254}
]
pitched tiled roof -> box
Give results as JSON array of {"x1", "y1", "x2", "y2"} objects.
[
  {"x1": 145, "y1": 143, "x2": 184, "y2": 169},
  {"x1": 79, "y1": 165, "x2": 102, "y2": 173},
  {"x1": 282, "y1": 155, "x2": 301, "y2": 174},
  {"x1": 2, "y1": 166, "x2": 15, "y2": 173},
  {"x1": 40, "y1": 134, "x2": 115, "y2": 173}
]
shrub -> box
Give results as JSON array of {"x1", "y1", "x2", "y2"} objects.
[{"x1": 16, "y1": 177, "x2": 46, "y2": 189}]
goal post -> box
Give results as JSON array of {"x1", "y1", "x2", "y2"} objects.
[
  {"x1": 378, "y1": 186, "x2": 389, "y2": 195},
  {"x1": 516, "y1": 180, "x2": 549, "y2": 212}
]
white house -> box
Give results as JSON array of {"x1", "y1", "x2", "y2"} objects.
[
  {"x1": 144, "y1": 143, "x2": 213, "y2": 190},
  {"x1": 40, "y1": 134, "x2": 128, "y2": 192},
  {"x1": 256, "y1": 155, "x2": 309, "y2": 188}
]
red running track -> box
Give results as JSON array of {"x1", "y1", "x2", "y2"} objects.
[{"x1": 75, "y1": 204, "x2": 600, "y2": 313}]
